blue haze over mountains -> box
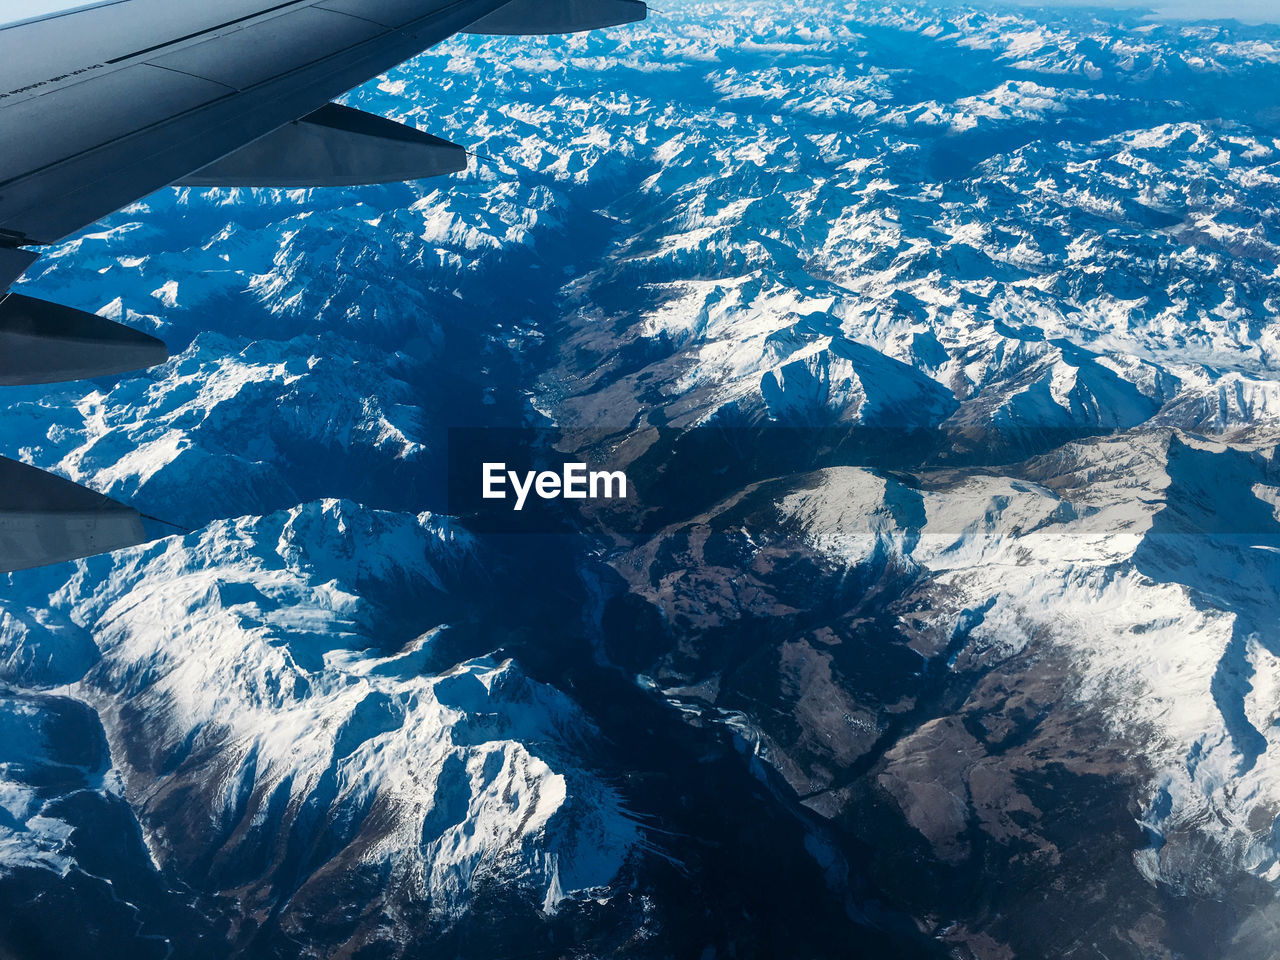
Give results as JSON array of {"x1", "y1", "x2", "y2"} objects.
[{"x1": 2, "y1": 2, "x2": 1280, "y2": 957}]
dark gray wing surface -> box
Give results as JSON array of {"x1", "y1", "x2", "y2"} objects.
[
  {"x1": 0, "y1": 0, "x2": 512, "y2": 246},
  {"x1": 0, "y1": 0, "x2": 646, "y2": 574},
  {"x1": 0, "y1": 456, "x2": 146, "y2": 573}
]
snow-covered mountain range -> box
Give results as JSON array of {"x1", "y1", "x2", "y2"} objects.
[{"x1": 2, "y1": 2, "x2": 1280, "y2": 957}]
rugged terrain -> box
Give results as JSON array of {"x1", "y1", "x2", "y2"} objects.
[{"x1": 3, "y1": 2, "x2": 1280, "y2": 957}]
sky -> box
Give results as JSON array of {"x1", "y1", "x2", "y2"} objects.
[{"x1": 2, "y1": 0, "x2": 117, "y2": 26}]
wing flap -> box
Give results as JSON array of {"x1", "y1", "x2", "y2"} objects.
[{"x1": 176, "y1": 102, "x2": 467, "y2": 187}]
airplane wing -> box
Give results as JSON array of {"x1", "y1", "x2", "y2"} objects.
[{"x1": 0, "y1": 0, "x2": 647, "y2": 573}]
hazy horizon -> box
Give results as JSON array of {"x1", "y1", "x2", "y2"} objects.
[{"x1": 997, "y1": 0, "x2": 1280, "y2": 24}]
